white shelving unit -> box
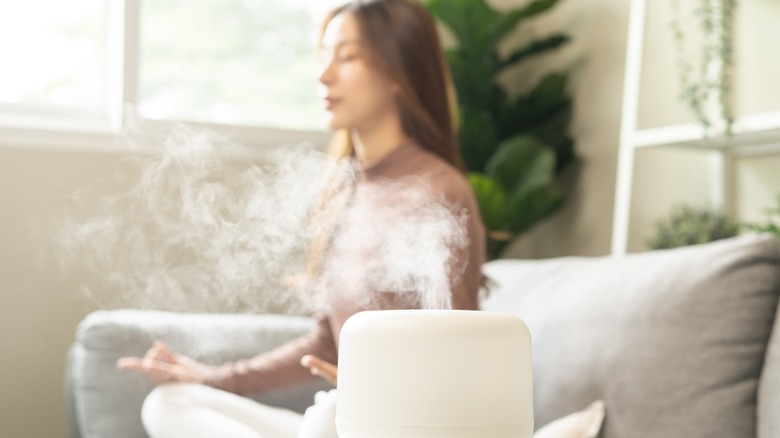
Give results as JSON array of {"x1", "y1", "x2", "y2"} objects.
[{"x1": 611, "y1": 0, "x2": 780, "y2": 255}]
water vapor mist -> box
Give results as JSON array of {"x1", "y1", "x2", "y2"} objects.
[
  {"x1": 58, "y1": 120, "x2": 469, "y2": 314},
  {"x1": 310, "y1": 178, "x2": 469, "y2": 311}
]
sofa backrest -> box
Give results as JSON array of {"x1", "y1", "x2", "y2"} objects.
[{"x1": 481, "y1": 233, "x2": 780, "y2": 438}]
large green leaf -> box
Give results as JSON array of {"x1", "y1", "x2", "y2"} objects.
[
  {"x1": 485, "y1": 135, "x2": 556, "y2": 194},
  {"x1": 504, "y1": 185, "x2": 565, "y2": 234},
  {"x1": 524, "y1": 105, "x2": 575, "y2": 174},
  {"x1": 496, "y1": 34, "x2": 571, "y2": 72},
  {"x1": 447, "y1": 48, "x2": 500, "y2": 109},
  {"x1": 498, "y1": 73, "x2": 570, "y2": 139},
  {"x1": 467, "y1": 173, "x2": 507, "y2": 231},
  {"x1": 493, "y1": 0, "x2": 563, "y2": 43},
  {"x1": 427, "y1": 0, "x2": 498, "y2": 52},
  {"x1": 458, "y1": 105, "x2": 499, "y2": 173}
]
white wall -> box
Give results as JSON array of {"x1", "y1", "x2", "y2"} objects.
[
  {"x1": 733, "y1": 1, "x2": 780, "y2": 227},
  {"x1": 0, "y1": 147, "x2": 123, "y2": 437}
]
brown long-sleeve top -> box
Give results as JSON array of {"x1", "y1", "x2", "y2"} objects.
[{"x1": 208, "y1": 141, "x2": 486, "y2": 395}]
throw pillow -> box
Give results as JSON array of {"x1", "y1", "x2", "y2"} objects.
[
  {"x1": 482, "y1": 234, "x2": 780, "y2": 438},
  {"x1": 533, "y1": 400, "x2": 605, "y2": 438}
]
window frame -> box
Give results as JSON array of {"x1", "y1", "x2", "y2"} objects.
[{"x1": 0, "y1": 0, "x2": 332, "y2": 151}]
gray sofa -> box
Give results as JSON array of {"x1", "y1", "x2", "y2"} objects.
[{"x1": 67, "y1": 233, "x2": 780, "y2": 437}]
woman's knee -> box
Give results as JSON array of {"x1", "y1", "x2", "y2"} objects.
[
  {"x1": 298, "y1": 390, "x2": 338, "y2": 438},
  {"x1": 141, "y1": 383, "x2": 205, "y2": 437}
]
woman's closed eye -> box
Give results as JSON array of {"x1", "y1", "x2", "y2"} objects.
[
  {"x1": 318, "y1": 49, "x2": 358, "y2": 68},
  {"x1": 337, "y1": 50, "x2": 359, "y2": 62}
]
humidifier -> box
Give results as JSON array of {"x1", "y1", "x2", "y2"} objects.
[{"x1": 336, "y1": 309, "x2": 533, "y2": 438}]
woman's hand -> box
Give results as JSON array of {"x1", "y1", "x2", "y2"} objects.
[
  {"x1": 116, "y1": 341, "x2": 211, "y2": 385},
  {"x1": 301, "y1": 355, "x2": 338, "y2": 385}
]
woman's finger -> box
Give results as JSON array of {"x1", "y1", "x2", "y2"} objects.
[
  {"x1": 142, "y1": 346, "x2": 158, "y2": 361},
  {"x1": 301, "y1": 355, "x2": 338, "y2": 384},
  {"x1": 152, "y1": 341, "x2": 177, "y2": 363},
  {"x1": 117, "y1": 357, "x2": 204, "y2": 384},
  {"x1": 116, "y1": 357, "x2": 142, "y2": 370},
  {"x1": 137, "y1": 341, "x2": 178, "y2": 366},
  {"x1": 117, "y1": 357, "x2": 161, "y2": 372}
]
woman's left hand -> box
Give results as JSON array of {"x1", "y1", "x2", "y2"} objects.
[
  {"x1": 117, "y1": 341, "x2": 210, "y2": 386},
  {"x1": 301, "y1": 355, "x2": 338, "y2": 385}
]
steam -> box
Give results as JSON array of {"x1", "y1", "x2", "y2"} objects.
[
  {"x1": 58, "y1": 121, "x2": 468, "y2": 314},
  {"x1": 310, "y1": 178, "x2": 468, "y2": 311}
]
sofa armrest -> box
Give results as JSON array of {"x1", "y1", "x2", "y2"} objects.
[{"x1": 68, "y1": 309, "x2": 332, "y2": 438}]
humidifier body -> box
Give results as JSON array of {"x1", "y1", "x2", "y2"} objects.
[{"x1": 336, "y1": 309, "x2": 534, "y2": 438}]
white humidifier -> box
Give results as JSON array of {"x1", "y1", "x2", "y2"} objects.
[{"x1": 336, "y1": 310, "x2": 534, "y2": 438}]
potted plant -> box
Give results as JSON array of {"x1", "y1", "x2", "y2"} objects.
[
  {"x1": 669, "y1": 0, "x2": 738, "y2": 134},
  {"x1": 426, "y1": 0, "x2": 576, "y2": 258},
  {"x1": 645, "y1": 204, "x2": 740, "y2": 250},
  {"x1": 743, "y1": 194, "x2": 780, "y2": 237}
]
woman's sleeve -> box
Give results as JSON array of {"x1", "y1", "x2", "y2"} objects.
[
  {"x1": 205, "y1": 312, "x2": 338, "y2": 395},
  {"x1": 450, "y1": 195, "x2": 486, "y2": 311}
]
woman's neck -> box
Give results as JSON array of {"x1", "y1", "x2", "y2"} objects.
[{"x1": 351, "y1": 114, "x2": 411, "y2": 167}]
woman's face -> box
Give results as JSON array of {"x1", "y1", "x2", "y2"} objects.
[{"x1": 318, "y1": 13, "x2": 399, "y2": 132}]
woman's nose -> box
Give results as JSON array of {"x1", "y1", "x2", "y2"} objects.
[{"x1": 318, "y1": 51, "x2": 336, "y2": 85}]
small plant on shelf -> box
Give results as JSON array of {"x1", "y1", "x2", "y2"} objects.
[
  {"x1": 646, "y1": 203, "x2": 740, "y2": 250},
  {"x1": 742, "y1": 194, "x2": 780, "y2": 237},
  {"x1": 669, "y1": 0, "x2": 738, "y2": 134}
]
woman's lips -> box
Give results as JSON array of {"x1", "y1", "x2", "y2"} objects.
[{"x1": 325, "y1": 97, "x2": 341, "y2": 110}]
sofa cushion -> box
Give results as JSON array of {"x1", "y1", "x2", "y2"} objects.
[
  {"x1": 482, "y1": 233, "x2": 780, "y2": 438},
  {"x1": 533, "y1": 399, "x2": 605, "y2": 438}
]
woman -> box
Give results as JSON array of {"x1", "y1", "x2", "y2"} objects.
[{"x1": 118, "y1": 0, "x2": 486, "y2": 436}]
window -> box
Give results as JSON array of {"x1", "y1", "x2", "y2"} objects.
[
  {"x1": 140, "y1": 0, "x2": 342, "y2": 131},
  {"x1": 0, "y1": 0, "x2": 106, "y2": 118},
  {"x1": 0, "y1": 0, "x2": 342, "y2": 146}
]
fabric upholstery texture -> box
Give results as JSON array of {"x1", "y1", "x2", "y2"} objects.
[{"x1": 482, "y1": 233, "x2": 780, "y2": 438}]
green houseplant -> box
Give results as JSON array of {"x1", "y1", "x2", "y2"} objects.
[
  {"x1": 743, "y1": 194, "x2": 780, "y2": 237},
  {"x1": 669, "y1": 0, "x2": 738, "y2": 134},
  {"x1": 425, "y1": 0, "x2": 575, "y2": 258},
  {"x1": 646, "y1": 204, "x2": 740, "y2": 250}
]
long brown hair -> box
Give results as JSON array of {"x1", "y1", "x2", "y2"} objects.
[
  {"x1": 301, "y1": 0, "x2": 462, "y2": 285},
  {"x1": 319, "y1": 0, "x2": 462, "y2": 171}
]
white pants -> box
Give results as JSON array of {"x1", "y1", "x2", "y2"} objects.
[{"x1": 142, "y1": 383, "x2": 339, "y2": 438}]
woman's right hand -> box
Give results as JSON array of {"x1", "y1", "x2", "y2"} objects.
[
  {"x1": 116, "y1": 341, "x2": 212, "y2": 386},
  {"x1": 301, "y1": 354, "x2": 338, "y2": 385}
]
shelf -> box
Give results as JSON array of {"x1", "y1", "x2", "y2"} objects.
[
  {"x1": 633, "y1": 111, "x2": 780, "y2": 156},
  {"x1": 611, "y1": 0, "x2": 780, "y2": 255}
]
